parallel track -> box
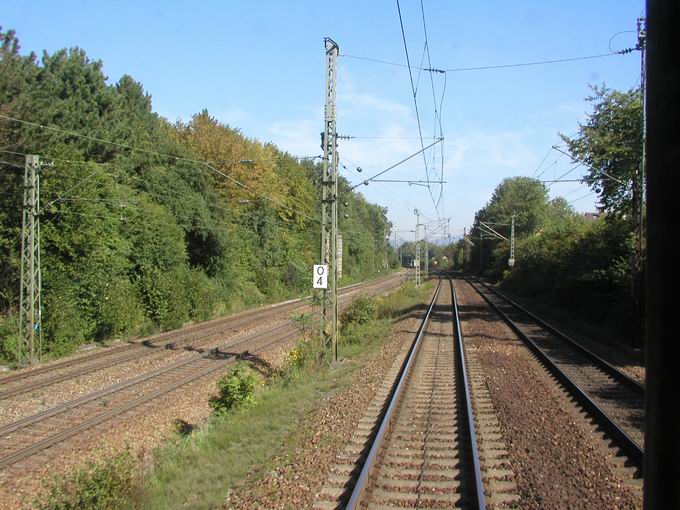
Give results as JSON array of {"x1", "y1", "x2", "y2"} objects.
[
  {"x1": 0, "y1": 272, "x2": 406, "y2": 400},
  {"x1": 0, "y1": 273, "x2": 407, "y2": 469},
  {"x1": 347, "y1": 275, "x2": 485, "y2": 509},
  {"x1": 465, "y1": 277, "x2": 644, "y2": 469}
]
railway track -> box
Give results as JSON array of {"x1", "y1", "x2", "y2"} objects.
[
  {"x1": 0, "y1": 272, "x2": 407, "y2": 470},
  {"x1": 464, "y1": 277, "x2": 644, "y2": 469},
  {"x1": 345, "y1": 275, "x2": 485, "y2": 509},
  {"x1": 0, "y1": 271, "x2": 407, "y2": 401}
]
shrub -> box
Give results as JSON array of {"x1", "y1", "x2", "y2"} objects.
[
  {"x1": 291, "y1": 312, "x2": 314, "y2": 339},
  {"x1": 0, "y1": 314, "x2": 20, "y2": 365},
  {"x1": 340, "y1": 295, "x2": 376, "y2": 329},
  {"x1": 209, "y1": 363, "x2": 258, "y2": 415},
  {"x1": 35, "y1": 449, "x2": 137, "y2": 510},
  {"x1": 282, "y1": 338, "x2": 320, "y2": 374}
]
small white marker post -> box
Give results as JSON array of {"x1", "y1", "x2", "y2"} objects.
[{"x1": 313, "y1": 264, "x2": 328, "y2": 289}]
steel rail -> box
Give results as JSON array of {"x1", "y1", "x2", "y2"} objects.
[
  {"x1": 466, "y1": 278, "x2": 644, "y2": 468},
  {"x1": 0, "y1": 275, "x2": 407, "y2": 469},
  {"x1": 0, "y1": 327, "x2": 300, "y2": 469},
  {"x1": 0, "y1": 353, "x2": 240, "y2": 469},
  {"x1": 449, "y1": 275, "x2": 487, "y2": 509},
  {"x1": 0, "y1": 320, "x2": 295, "y2": 438},
  {"x1": 472, "y1": 277, "x2": 644, "y2": 395},
  {"x1": 346, "y1": 278, "x2": 442, "y2": 509},
  {"x1": 0, "y1": 271, "x2": 407, "y2": 398},
  {"x1": 0, "y1": 277, "x2": 402, "y2": 439}
]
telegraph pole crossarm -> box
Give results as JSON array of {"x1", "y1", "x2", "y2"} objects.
[{"x1": 478, "y1": 221, "x2": 508, "y2": 241}]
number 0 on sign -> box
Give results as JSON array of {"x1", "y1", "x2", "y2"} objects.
[{"x1": 313, "y1": 264, "x2": 328, "y2": 289}]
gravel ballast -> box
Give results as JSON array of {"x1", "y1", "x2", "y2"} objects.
[
  {"x1": 225, "y1": 308, "x2": 432, "y2": 508},
  {"x1": 455, "y1": 278, "x2": 641, "y2": 509},
  {"x1": 0, "y1": 275, "x2": 407, "y2": 509}
]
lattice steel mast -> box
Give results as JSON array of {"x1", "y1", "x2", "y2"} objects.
[
  {"x1": 424, "y1": 225, "x2": 429, "y2": 278},
  {"x1": 18, "y1": 155, "x2": 42, "y2": 365},
  {"x1": 320, "y1": 38, "x2": 339, "y2": 361},
  {"x1": 414, "y1": 209, "x2": 421, "y2": 287}
]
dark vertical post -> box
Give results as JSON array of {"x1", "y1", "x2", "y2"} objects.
[
  {"x1": 479, "y1": 230, "x2": 483, "y2": 272},
  {"x1": 644, "y1": 1, "x2": 680, "y2": 508}
]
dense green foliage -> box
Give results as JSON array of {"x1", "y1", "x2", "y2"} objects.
[
  {"x1": 340, "y1": 295, "x2": 376, "y2": 330},
  {"x1": 562, "y1": 85, "x2": 643, "y2": 216},
  {"x1": 35, "y1": 449, "x2": 137, "y2": 510},
  {"x1": 449, "y1": 176, "x2": 638, "y2": 340},
  {"x1": 0, "y1": 28, "x2": 396, "y2": 364},
  {"x1": 445, "y1": 86, "x2": 643, "y2": 343},
  {"x1": 208, "y1": 363, "x2": 259, "y2": 415}
]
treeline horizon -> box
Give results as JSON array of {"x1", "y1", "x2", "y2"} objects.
[
  {"x1": 0, "y1": 27, "x2": 397, "y2": 364},
  {"x1": 445, "y1": 84, "x2": 644, "y2": 346}
]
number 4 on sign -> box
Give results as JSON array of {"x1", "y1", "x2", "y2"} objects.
[{"x1": 313, "y1": 264, "x2": 328, "y2": 289}]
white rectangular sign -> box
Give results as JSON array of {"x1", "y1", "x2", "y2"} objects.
[{"x1": 313, "y1": 264, "x2": 328, "y2": 289}]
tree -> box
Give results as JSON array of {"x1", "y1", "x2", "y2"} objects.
[
  {"x1": 561, "y1": 85, "x2": 645, "y2": 346},
  {"x1": 0, "y1": 27, "x2": 402, "y2": 364},
  {"x1": 476, "y1": 177, "x2": 549, "y2": 236},
  {"x1": 561, "y1": 85, "x2": 642, "y2": 216},
  {"x1": 470, "y1": 177, "x2": 549, "y2": 274}
]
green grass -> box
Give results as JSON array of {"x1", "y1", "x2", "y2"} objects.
[
  {"x1": 141, "y1": 365, "x2": 349, "y2": 509},
  {"x1": 33, "y1": 278, "x2": 432, "y2": 510},
  {"x1": 140, "y1": 281, "x2": 432, "y2": 510},
  {"x1": 140, "y1": 331, "x2": 394, "y2": 509}
]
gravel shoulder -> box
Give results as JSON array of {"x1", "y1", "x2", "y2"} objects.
[
  {"x1": 0, "y1": 329, "x2": 308, "y2": 510},
  {"x1": 224, "y1": 305, "x2": 431, "y2": 508},
  {"x1": 0, "y1": 275, "x2": 407, "y2": 509},
  {"x1": 455, "y1": 278, "x2": 641, "y2": 510},
  {"x1": 487, "y1": 281, "x2": 645, "y2": 385},
  {"x1": 0, "y1": 273, "x2": 407, "y2": 427}
]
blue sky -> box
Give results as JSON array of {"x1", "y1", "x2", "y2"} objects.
[{"x1": 3, "y1": 0, "x2": 644, "y2": 244}]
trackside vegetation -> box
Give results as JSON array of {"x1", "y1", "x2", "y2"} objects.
[
  {"x1": 444, "y1": 85, "x2": 644, "y2": 345},
  {"x1": 0, "y1": 27, "x2": 399, "y2": 365},
  {"x1": 32, "y1": 281, "x2": 432, "y2": 510}
]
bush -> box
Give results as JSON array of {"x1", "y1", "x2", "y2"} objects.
[
  {"x1": 42, "y1": 288, "x2": 92, "y2": 357},
  {"x1": 209, "y1": 363, "x2": 258, "y2": 415},
  {"x1": 0, "y1": 314, "x2": 20, "y2": 365},
  {"x1": 35, "y1": 449, "x2": 137, "y2": 510},
  {"x1": 340, "y1": 295, "x2": 376, "y2": 329},
  {"x1": 282, "y1": 338, "x2": 320, "y2": 374},
  {"x1": 291, "y1": 312, "x2": 315, "y2": 339}
]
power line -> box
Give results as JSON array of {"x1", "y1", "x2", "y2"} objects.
[
  {"x1": 568, "y1": 190, "x2": 597, "y2": 205},
  {"x1": 560, "y1": 183, "x2": 591, "y2": 199},
  {"x1": 33, "y1": 164, "x2": 238, "y2": 218},
  {"x1": 395, "y1": 0, "x2": 438, "y2": 216},
  {"x1": 0, "y1": 115, "x2": 317, "y2": 223},
  {"x1": 531, "y1": 146, "x2": 554, "y2": 178},
  {"x1": 339, "y1": 135, "x2": 439, "y2": 140},
  {"x1": 544, "y1": 163, "x2": 584, "y2": 187},
  {"x1": 419, "y1": 0, "x2": 446, "y2": 216},
  {"x1": 536, "y1": 153, "x2": 564, "y2": 180},
  {"x1": 340, "y1": 49, "x2": 633, "y2": 73},
  {"x1": 0, "y1": 158, "x2": 24, "y2": 169},
  {"x1": 348, "y1": 137, "x2": 443, "y2": 190},
  {"x1": 340, "y1": 157, "x2": 426, "y2": 217},
  {"x1": 3, "y1": 150, "x2": 236, "y2": 217}
]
